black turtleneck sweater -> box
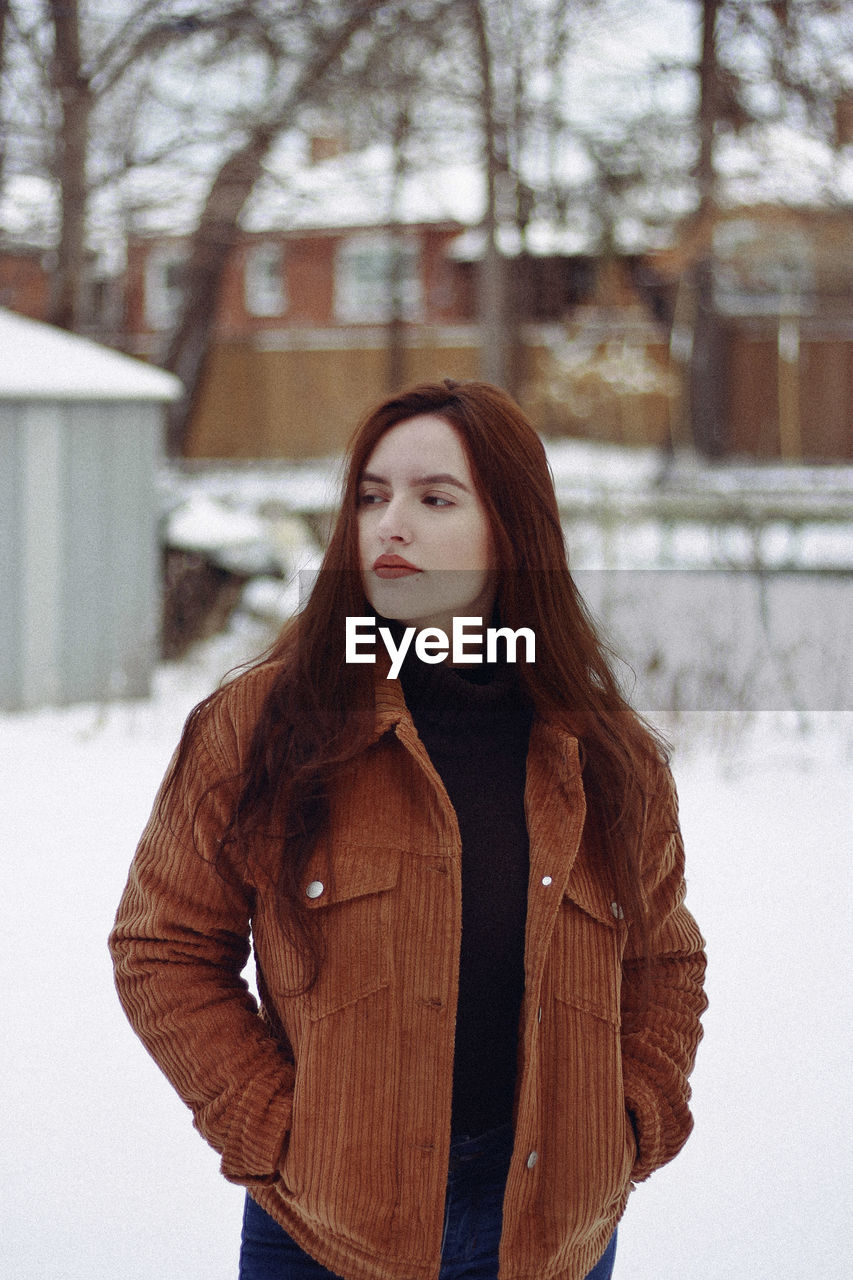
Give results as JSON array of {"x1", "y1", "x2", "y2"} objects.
[{"x1": 396, "y1": 646, "x2": 533, "y2": 1136}]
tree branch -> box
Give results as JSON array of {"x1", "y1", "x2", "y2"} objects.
[{"x1": 163, "y1": 0, "x2": 394, "y2": 455}]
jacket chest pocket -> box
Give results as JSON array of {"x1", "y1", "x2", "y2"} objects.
[
  {"x1": 551, "y1": 881, "x2": 624, "y2": 1026},
  {"x1": 301, "y1": 845, "x2": 399, "y2": 1020}
]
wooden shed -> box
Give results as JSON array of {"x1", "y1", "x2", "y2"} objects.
[{"x1": 0, "y1": 308, "x2": 181, "y2": 710}]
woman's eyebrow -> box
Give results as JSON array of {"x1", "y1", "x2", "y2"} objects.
[
  {"x1": 359, "y1": 470, "x2": 471, "y2": 492},
  {"x1": 415, "y1": 473, "x2": 470, "y2": 491}
]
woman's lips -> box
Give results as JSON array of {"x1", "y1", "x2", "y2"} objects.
[{"x1": 373, "y1": 555, "x2": 421, "y2": 579}]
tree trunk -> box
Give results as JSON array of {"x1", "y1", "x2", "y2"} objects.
[
  {"x1": 163, "y1": 125, "x2": 274, "y2": 456},
  {"x1": 47, "y1": 0, "x2": 92, "y2": 331},
  {"x1": 696, "y1": 0, "x2": 721, "y2": 220},
  {"x1": 386, "y1": 104, "x2": 411, "y2": 392},
  {"x1": 689, "y1": 253, "x2": 727, "y2": 456},
  {"x1": 0, "y1": 0, "x2": 11, "y2": 194},
  {"x1": 688, "y1": 0, "x2": 726, "y2": 455},
  {"x1": 469, "y1": 0, "x2": 508, "y2": 389},
  {"x1": 163, "y1": 0, "x2": 386, "y2": 456}
]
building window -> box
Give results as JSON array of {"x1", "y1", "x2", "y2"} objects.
[
  {"x1": 144, "y1": 243, "x2": 187, "y2": 330},
  {"x1": 245, "y1": 241, "x2": 286, "y2": 317},
  {"x1": 334, "y1": 232, "x2": 422, "y2": 323}
]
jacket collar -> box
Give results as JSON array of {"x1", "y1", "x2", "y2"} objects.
[
  {"x1": 370, "y1": 654, "x2": 582, "y2": 756},
  {"x1": 371, "y1": 655, "x2": 410, "y2": 741},
  {"x1": 370, "y1": 661, "x2": 615, "y2": 931}
]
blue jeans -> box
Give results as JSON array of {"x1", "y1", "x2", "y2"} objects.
[{"x1": 239, "y1": 1124, "x2": 617, "y2": 1280}]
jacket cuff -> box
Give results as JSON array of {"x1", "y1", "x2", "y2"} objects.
[
  {"x1": 198, "y1": 1064, "x2": 295, "y2": 1187},
  {"x1": 623, "y1": 1068, "x2": 693, "y2": 1184}
]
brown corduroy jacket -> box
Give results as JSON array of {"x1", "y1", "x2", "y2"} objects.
[{"x1": 110, "y1": 660, "x2": 707, "y2": 1280}]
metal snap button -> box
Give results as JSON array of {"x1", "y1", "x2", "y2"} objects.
[
  {"x1": 541, "y1": 875, "x2": 553, "y2": 887},
  {"x1": 526, "y1": 1151, "x2": 538, "y2": 1169},
  {"x1": 306, "y1": 880, "x2": 325, "y2": 899}
]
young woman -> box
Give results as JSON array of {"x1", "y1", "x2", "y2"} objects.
[{"x1": 110, "y1": 380, "x2": 707, "y2": 1280}]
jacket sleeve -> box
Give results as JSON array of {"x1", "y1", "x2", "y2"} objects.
[
  {"x1": 620, "y1": 766, "x2": 707, "y2": 1183},
  {"x1": 108, "y1": 696, "x2": 295, "y2": 1187}
]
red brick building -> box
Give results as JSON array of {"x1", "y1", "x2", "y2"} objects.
[
  {"x1": 0, "y1": 246, "x2": 51, "y2": 321},
  {"x1": 123, "y1": 221, "x2": 488, "y2": 455},
  {"x1": 4, "y1": 180, "x2": 851, "y2": 459}
]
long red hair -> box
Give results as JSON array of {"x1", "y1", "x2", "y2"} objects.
[{"x1": 169, "y1": 380, "x2": 665, "y2": 980}]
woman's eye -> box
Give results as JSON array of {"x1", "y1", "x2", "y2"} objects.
[
  {"x1": 423, "y1": 495, "x2": 453, "y2": 507},
  {"x1": 358, "y1": 491, "x2": 385, "y2": 506}
]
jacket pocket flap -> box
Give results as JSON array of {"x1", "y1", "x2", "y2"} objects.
[
  {"x1": 554, "y1": 889, "x2": 622, "y2": 1025},
  {"x1": 302, "y1": 845, "x2": 399, "y2": 909},
  {"x1": 563, "y1": 871, "x2": 622, "y2": 929}
]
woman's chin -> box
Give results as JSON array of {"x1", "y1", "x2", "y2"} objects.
[{"x1": 364, "y1": 572, "x2": 495, "y2": 635}]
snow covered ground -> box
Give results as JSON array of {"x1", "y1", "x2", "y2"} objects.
[
  {"x1": 2, "y1": 622, "x2": 851, "y2": 1280},
  {"x1": 161, "y1": 442, "x2": 853, "y2": 714}
]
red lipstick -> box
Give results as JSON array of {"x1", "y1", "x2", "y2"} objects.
[{"x1": 373, "y1": 554, "x2": 421, "y2": 579}]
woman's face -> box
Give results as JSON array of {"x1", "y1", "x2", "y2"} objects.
[{"x1": 357, "y1": 413, "x2": 496, "y2": 635}]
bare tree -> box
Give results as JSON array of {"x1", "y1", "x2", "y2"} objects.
[
  {"x1": 46, "y1": 0, "x2": 91, "y2": 328},
  {"x1": 161, "y1": 0, "x2": 399, "y2": 454},
  {"x1": 4, "y1": 1, "x2": 231, "y2": 327},
  {"x1": 466, "y1": 0, "x2": 508, "y2": 387},
  {"x1": 685, "y1": 0, "x2": 852, "y2": 454},
  {"x1": 688, "y1": 0, "x2": 726, "y2": 455},
  {"x1": 324, "y1": 0, "x2": 471, "y2": 392},
  {"x1": 385, "y1": 99, "x2": 413, "y2": 393},
  {"x1": 3, "y1": 0, "x2": 466, "y2": 439},
  {"x1": 4, "y1": 2, "x2": 343, "y2": 329},
  {"x1": 551, "y1": 0, "x2": 852, "y2": 454},
  {"x1": 0, "y1": 0, "x2": 11, "y2": 194}
]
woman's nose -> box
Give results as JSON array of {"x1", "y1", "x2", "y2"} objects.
[{"x1": 377, "y1": 497, "x2": 411, "y2": 543}]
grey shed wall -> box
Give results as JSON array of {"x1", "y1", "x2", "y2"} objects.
[{"x1": 1, "y1": 399, "x2": 161, "y2": 711}]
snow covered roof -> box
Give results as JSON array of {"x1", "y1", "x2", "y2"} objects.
[
  {"x1": 244, "y1": 131, "x2": 853, "y2": 251},
  {"x1": 717, "y1": 123, "x2": 853, "y2": 208},
  {"x1": 244, "y1": 143, "x2": 486, "y2": 233},
  {"x1": 245, "y1": 144, "x2": 603, "y2": 255},
  {"x1": 0, "y1": 308, "x2": 182, "y2": 401}
]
